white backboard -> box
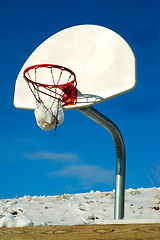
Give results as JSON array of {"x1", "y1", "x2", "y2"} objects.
[{"x1": 14, "y1": 24, "x2": 136, "y2": 110}]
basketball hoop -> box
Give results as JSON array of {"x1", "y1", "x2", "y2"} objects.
[
  {"x1": 23, "y1": 64, "x2": 77, "y2": 135},
  {"x1": 23, "y1": 64, "x2": 77, "y2": 106}
]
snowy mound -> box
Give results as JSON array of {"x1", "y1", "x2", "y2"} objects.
[{"x1": 0, "y1": 188, "x2": 160, "y2": 227}]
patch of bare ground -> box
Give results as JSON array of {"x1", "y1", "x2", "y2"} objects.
[{"x1": 0, "y1": 224, "x2": 160, "y2": 240}]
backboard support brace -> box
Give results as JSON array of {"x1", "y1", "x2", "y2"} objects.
[{"x1": 78, "y1": 106, "x2": 125, "y2": 220}]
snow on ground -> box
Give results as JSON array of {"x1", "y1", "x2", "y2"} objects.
[{"x1": 0, "y1": 188, "x2": 160, "y2": 228}]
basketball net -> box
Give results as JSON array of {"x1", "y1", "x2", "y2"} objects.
[{"x1": 23, "y1": 64, "x2": 77, "y2": 135}]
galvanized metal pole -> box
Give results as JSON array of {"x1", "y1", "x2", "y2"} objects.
[{"x1": 78, "y1": 106, "x2": 126, "y2": 219}]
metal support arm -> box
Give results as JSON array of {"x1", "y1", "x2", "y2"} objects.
[{"x1": 78, "y1": 106, "x2": 126, "y2": 219}]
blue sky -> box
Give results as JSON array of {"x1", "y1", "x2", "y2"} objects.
[{"x1": 0, "y1": 0, "x2": 160, "y2": 199}]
